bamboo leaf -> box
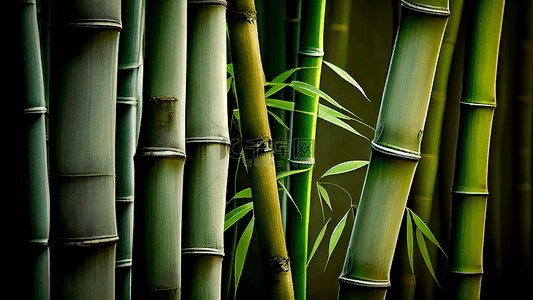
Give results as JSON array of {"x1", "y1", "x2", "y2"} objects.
[
  {"x1": 233, "y1": 108, "x2": 240, "y2": 121},
  {"x1": 224, "y1": 202, "x2": 253, "y2": 231},
  {"x1": 227, "y1": 187, "x2": 252, "y2": 204},
  {"x1": 409, "y1": 208, "x2": 447, "y2": 258},
  {"x1": 227, "y1": 63, "x2": 233, "y2": 75},
  {"x1": 234, "y1": 215, "x2": 255, "y2": 295},
  {"x1": 227, "y1": 77, "x2": 233, "y2": 93},
  {"x1": 316, "y1": 183, "x2": 332, "y2": 211},
  {"x1": 406, "y1": 209, "x2": 415, "y2": 277},
  {"x1": 278, "y1": 179, "x2": 302, "y2": 218},
  {"x1": 289, "y1": 80, "x2": 354, "y2": 116},
  {"x1": 266, "y1": 66, "x2": 317, "y2": 84},
  {"x1": 276, "y1": 167, "x2": 313, "y2": 180},
  {"x1": 319, "y1": 103, "x2": 356, "y2": 120},
  {"x1": 318, "y1": 182, "x2": 355, "y2": 208},
  {"x1": 326, "y1": 209, "x2": 350, "y2": 269},
  {"x1": 307, "y1": 219, "x2": 331, "y2": 267},
  {"x1": 266, "y1": 98, "x2": 295, "y2": 111},
  {"x1": 318, "y1": 110, "x2": 368, "y2": 140},
  {"x1": 267, "y1": 110, "x2": 290, "y2": 130},
  {"x1": 265, "y1": 83, "x2": 289, "y2": 98},
  {"x1": 416, "y1": 228, "x2": 442, "y2": 290},
  {"x1": 323, "y1": 60, "x2": 370, "y2": 101},
  {"x1": 320, "y1": 160, "x2": 369, "y2": 179}
]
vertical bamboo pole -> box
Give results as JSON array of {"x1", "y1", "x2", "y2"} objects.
[
  {"x1": 285, "y1": 1, "x2": 326, "y2": 299},
  {"x1": 324, "y1": 0, "x2": 352, "y2": 69},
  {"x1": 15, "y1": 1, "x2": 50, "y2": 298},
  {"x1": 447, "y1": 1, "x2": 504, "y2": 299},
  {"x1": 227, "y1": 0, "x2": 295, "y2": 298},
  {"x1": 132, "y1": 0, "x2": 187, "y2": 299},
  {"x1": 116, "y1": 0, "x2": 144, "y2": 299},
  {"x1": 181, "y1": 1, "x2": 230, "y2": 299},
  {"x1": 49, "y1": 1, "x2": 121, "y2": 298},
  {"x1": 338, "y1": 1, "x2": 449, "y2": 299}
]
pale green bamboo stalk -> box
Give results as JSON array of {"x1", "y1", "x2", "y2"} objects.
[
  {"x1": 285, "y1": 1, "x2": 326, "y2": 299},
  {"x1": 181, "y1": 1, "x2": 230, "y2": 299},
  {"x1": 227, "y1": 0, "x2": 295, "y2": 297},
  {"x1": 49, "y1": 1, "x2": 121, "y2": 298},
  {"x1": 389, "y1": 1, "x2": 464, "y2": 299},
  {"x1": 116, "y1": 1, "x2": 144, "y2": 299},
  {"x1": 324, "y1": 0, "x2": 352, "y2": 69},
  {"x1": 15, "y1": 1, "x2": 50, "y2": 298},
  {"x1": 447, "y1": 1, "x2": 504, "y2": 299},
  {"x1": 132, "y1": 1, "x2": 187, "y2": 299},
  {"x1": 338, "y1": 1, "x2": 449, "y2": 299}
]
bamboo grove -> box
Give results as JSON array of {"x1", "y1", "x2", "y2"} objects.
[{"x1": 10, "y1": 0, "x2": 533, "y2": 299}]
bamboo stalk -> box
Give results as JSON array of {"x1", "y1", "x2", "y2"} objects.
[
  {"x1": 338, "y1": 1, "x2": 449, "y2": 299},
  {"x1": 116, "y1": 0, "x2": 144, "y2": 299},
  {"x1": 48, "y1": 1, "x2": 121, "y2": 298},
  {"x1": 15, "y1": 1, "x2": 50, "y2": 298},
  {"x1": 324, "y1": 0, "x2": 352, "y2": 69},
  {"x1": 389, "y1": 1, "x2": 464, "y2": 299},
  {"x1": 227, "y1": 0, "x2": 295, "y2": 298},
  {"x1": 285, "y1": 1, "x2": 326, "y2": 299},
  {"x1": 181, "y1": 1, "x2": 230, "y2": 298},
  {"x1": 447, "y1": 1, "x2": 504, "y2": 299},
  {"x1": 132, "y1": 0, "x2": 187, "y2": 299}
]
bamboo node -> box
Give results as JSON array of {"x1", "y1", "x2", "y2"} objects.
[
  {"x1": 188, "y1": 0, "x2": 227, "y2": 6},
  {"x1": 243, "y1": 137, "x2": 273, "y2": 158},
  {"x1": 151, "y1": 96, "x2": 178, "y2": 104},
  {"x1": 266, "y1": 255, "x2": 291, "y2": 279},
  {"x1": 400, "y1": 0, "x2": 450, "y2": 17},
  {"x1": 371, "y1": 141, "x2": 421, "y2": 161},
  {"x1": 338, "y1": 275, "x2": 391, "y2": 288},
  {"x1": 230, "y1": 10, "x2": 257, "y2": 23},
  {"x1": 298, "y1": 47, "x2": 324, "y2": 57}
]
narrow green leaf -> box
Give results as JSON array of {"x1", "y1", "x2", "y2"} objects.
[
  {"x1": 320, "y1": 160, "x2": 369, "y2": 179},
  {"x1": 316, "y1": 183, "x2": 332, "y2": 211},
  {"x1": 265, "y1": 83, "x2": 289, "y2": 98},
  {"x1": 317, "y1": 182, "x2": 355, "y2": 208},
  {"x1": 406, "y1": 209, "x2": 415, "y2": 277},
  {"x1": 233, "y1": 108, "x2": 240, "y2": 121},
  {"x1": 276, "y1": 167, "x2": 312, "y2": 180},
  {"x1": 416, "y1": 228, "x2": 442, "y2": 290},
  {"x1": 307, "y1": 219, "x2": 331, "y2": 266},
  {"x1": 227, "y1": 76, "x2": 233, "y2": 93},
  {"x1": 227, "y1": 63, "x2": 233, "y2": 75},
  {"x1": 323, "y1": 60, "x2": 370, "y2": 101},
  {"x1": 289, "y1": 81, "x2": 354, "y2": 116},
  {"x1": 318, "y1": 109, "x2": 368, "y2": 140},
  {"x1": 234, "y1": 216, "x2": 254, "y2": 295},
  {"x1": 267, "y1": 66, "x2": 316, "y2": 84},
  {"x1": 278, "y1": 179, "x2": 302, "y2": 218},
  {"x1": 318, "y1": 103, "x2": 356, "y2": 120},
  {"x1": 224, "y1": 202, "x2": 253, "y2": 231},
  {"x1": 267, "y1": 110, "x2": 290, "y2": 130},
  {"x1": 227, "y1": 187, "x2": 252, "y2": 204},
  {"x1": 409, "y1": 208, "x2": 447, "y2": 258},
  {"x1": 326, "y1": 209, "x2": 350, "y2": 269},
  {"x1": 266, "y1": 98, "x2": 295, "y2": 111}
]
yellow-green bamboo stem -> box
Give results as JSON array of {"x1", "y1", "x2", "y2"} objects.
[
  {"x1": 285, "y1": 1, "x2": 326, "y2": 299},
  {"x1": 325, "y1": 0, "x2": 352, "y2": 69},
  {"x1": 116, "y1": 1, "x2": 144, "y2": 299},
  {"x1": 181, "y1": 1, "x2": 230, "y2": 298},
  {"x1": 132, "y1": 1, "x2": 187, "y2": 299},
  {"x1": 227, "y1": 0, "x2": 295, "y2": 298},
  {"x1": 49, "y1": 1, "x2": 121, "y2": 298},
  {"x1": 447, "y1": 1, "x2": 504, "y2": 299},
  {"x1": 338, "y1": 1, "x2": 449, "y2": 299},
  {"x1": 15, "y1": 1, "x2": 50, "y2": 298}
]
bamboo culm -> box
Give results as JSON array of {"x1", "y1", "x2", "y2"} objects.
[
  {"x1": 338, "y1": 1, "x2": 449, "y2": 299},
  {"x1": 227, "y1": 0, "x2": 295, "y2": 298},
  {"x1": 447, "y1": 1, "x2": 504, "y2": 299},
  {"x1": 132, "y1": 0, "x2": 187, "y2": 299},
  {"x1": 49, "y1": 1, "x2": 121, "y2": 298}
]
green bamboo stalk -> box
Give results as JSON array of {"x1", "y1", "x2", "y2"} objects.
[
  {"x1": 389, "y1": 1, "x2": 464, "y2": 299},
  {"x1": 181, "y1": 1, "x2": 230, "y2": 299},
  {"x1": 48, "y1": 1, "x2": 121, "y2": 298},
  {"x1": 116, "y1": 0, "x2": 144, "y2": 299},
  {"x1": 324, "y1": 0, "x2": 352, "y2": 69},
  {"x1": 15, "y1": 1, "x2": 50, "y2": 298},
  {"x1": 337, "y1": 1, "x2": 449, "y2": 299},
  {"x1": 132, "y1": 1, "x2": 187, "y2": 299},
  {"x1": 447, "y1": 1, "x2": 504, "y2": 299},
  {"x1": 285, "y1": 1, "x2": 326, "y2": 299},
  {"x1": 227, "y1": 1, "x2": 295, "y2": 298},
  {"x1": 511, "y1": 0, "x2": 533, "y2": 291}
]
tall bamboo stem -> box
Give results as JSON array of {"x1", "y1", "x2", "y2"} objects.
[
  {"x1": 15, "y1": 1, "x2": 50, "y2": 298},
  {"x1": 116, "y1": 0, "x2": 144, "y2": 299},
  {"x1": 49, "y1": 1, "x2": 121, "y2": 298},
  {"x1": 285, "y1": 1, "x2": 326, "y2": 299},
  {"x1": 324, "y1": 0, "x2": 352, "y2": 69},
  {"x1": 447, "y1": 1, "x2": 504, "y2": 299},
  {"x1": 227, "y1": 0, "x2": 295, "y2": 298},
  {"x1": 181, "y1": 1, "x2": 230, "y2": 298},
  {"x1": 338, "y1": 1, "x2": 449, "y2": 299},
  {"x1": 132, "y1": 0, "x2": 187, "y2": 299}
]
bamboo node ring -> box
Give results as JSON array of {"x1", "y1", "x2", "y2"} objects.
[{"x1": 231, "y1": 10, "x2": 257, "y2": 23}]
